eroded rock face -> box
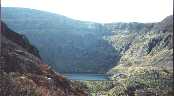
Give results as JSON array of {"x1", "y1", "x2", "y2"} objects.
[
  {"x1": 109, "y1": 15, "x2": 173, "y2": 72},
  {"x1": 0, "y1": 21, "x2": 88, "y2": 96},
  {"x1": 107, "y1": 16, "x2": 173, "y2": 96}
]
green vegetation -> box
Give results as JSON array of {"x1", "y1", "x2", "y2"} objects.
[
  {"x1": 106, "y1": 15, "x2": 173, "y2": 96},
  {"x1": 72, "y1": 16, "x2": 173, "y2": 96},
  {"x1": 2, "y1": 7, "x2": 173, "y2": 96},
  {"x1": 74, "y1": 68, "x2": 173, "y2": 96}
]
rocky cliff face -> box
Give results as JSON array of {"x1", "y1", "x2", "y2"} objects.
[
  {"x1": 108, "y1": 15, "x2": 173, "y2": 73},
  {"x1": 73, "y1": 16, "x2": 173, "y2": 95},
  {"x1": 1, "y1": 6, "x2": 173, "y2": 95},
  {"x1": 0, "y1": 21, "x2": 87, "y2": 96},
  {"x1": 106, "y1": 15, "x2": 173, "y2": 96}
]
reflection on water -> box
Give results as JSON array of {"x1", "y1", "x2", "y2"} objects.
[{"x1": 63, "y1": 73, "x2": 109, "y2": 80}]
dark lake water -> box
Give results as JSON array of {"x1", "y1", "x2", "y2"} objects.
[{"x1": 63, "y1": 73, "x2": 109, "y2": 80}]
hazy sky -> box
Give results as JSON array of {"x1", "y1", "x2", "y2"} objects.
[{"x1": 2, "y1": 0, "x2": 173, "y2": 23}]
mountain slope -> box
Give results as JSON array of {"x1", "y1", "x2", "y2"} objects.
[
  {"x1": 1, "y1": 7, "x2": 117, "y2": 73},
  {"x1": 0, "y1": 21, "x2": 87, "y2": 96},
  {"x1": 1, "y1": 7, "x2": 173, "y2": 75},
  {"x1": 76, "y1": 15, "x2": 173, "y2": 96},
  {"x1": 1, "y1": 6, "x2": 173, "y2": 95},
  {"x1": 2, "y1": 7, "x2": 156, "y2": 73},
  {"x1": 106, "y1": 15, "x2": 173, "y2": 96},
  {"x1": 108, "y1": 15, "x2": 173, "y2": 74}
]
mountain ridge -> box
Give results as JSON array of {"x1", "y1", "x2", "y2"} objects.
[
  {"x1": 2, "y1": 7, "x2": 173, "y2": 74},
  {"x1": 2, "y1": 7, "x2": 116, "y2": 73},
  {"x1": 1, "y1": 7, "x2": 173, "y2": 95}
]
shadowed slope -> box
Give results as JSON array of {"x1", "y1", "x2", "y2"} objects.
[{"x1": 0, "y1": 21, "x2": 88, "y2": 96}]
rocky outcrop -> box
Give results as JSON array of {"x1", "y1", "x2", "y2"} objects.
[
  {"x1": 108, "y1": 15, "x2": 173, "y2": 73},
  {"x1": 1, "y1": 6, "x2": 173, "y2": 95},
  {"x1": 77, "y1": 16, "x2": 173, "y2": 95},
  {"x1": 106, "y1": 16, "x2": 173, "y2": 96},
  {"x1": 0, "y1": 21, "x2": 87, "y2": 96}
]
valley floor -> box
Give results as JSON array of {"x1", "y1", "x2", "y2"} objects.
[{"x1": 72, "y1": 68, "x2": 173, "y2": 96}]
